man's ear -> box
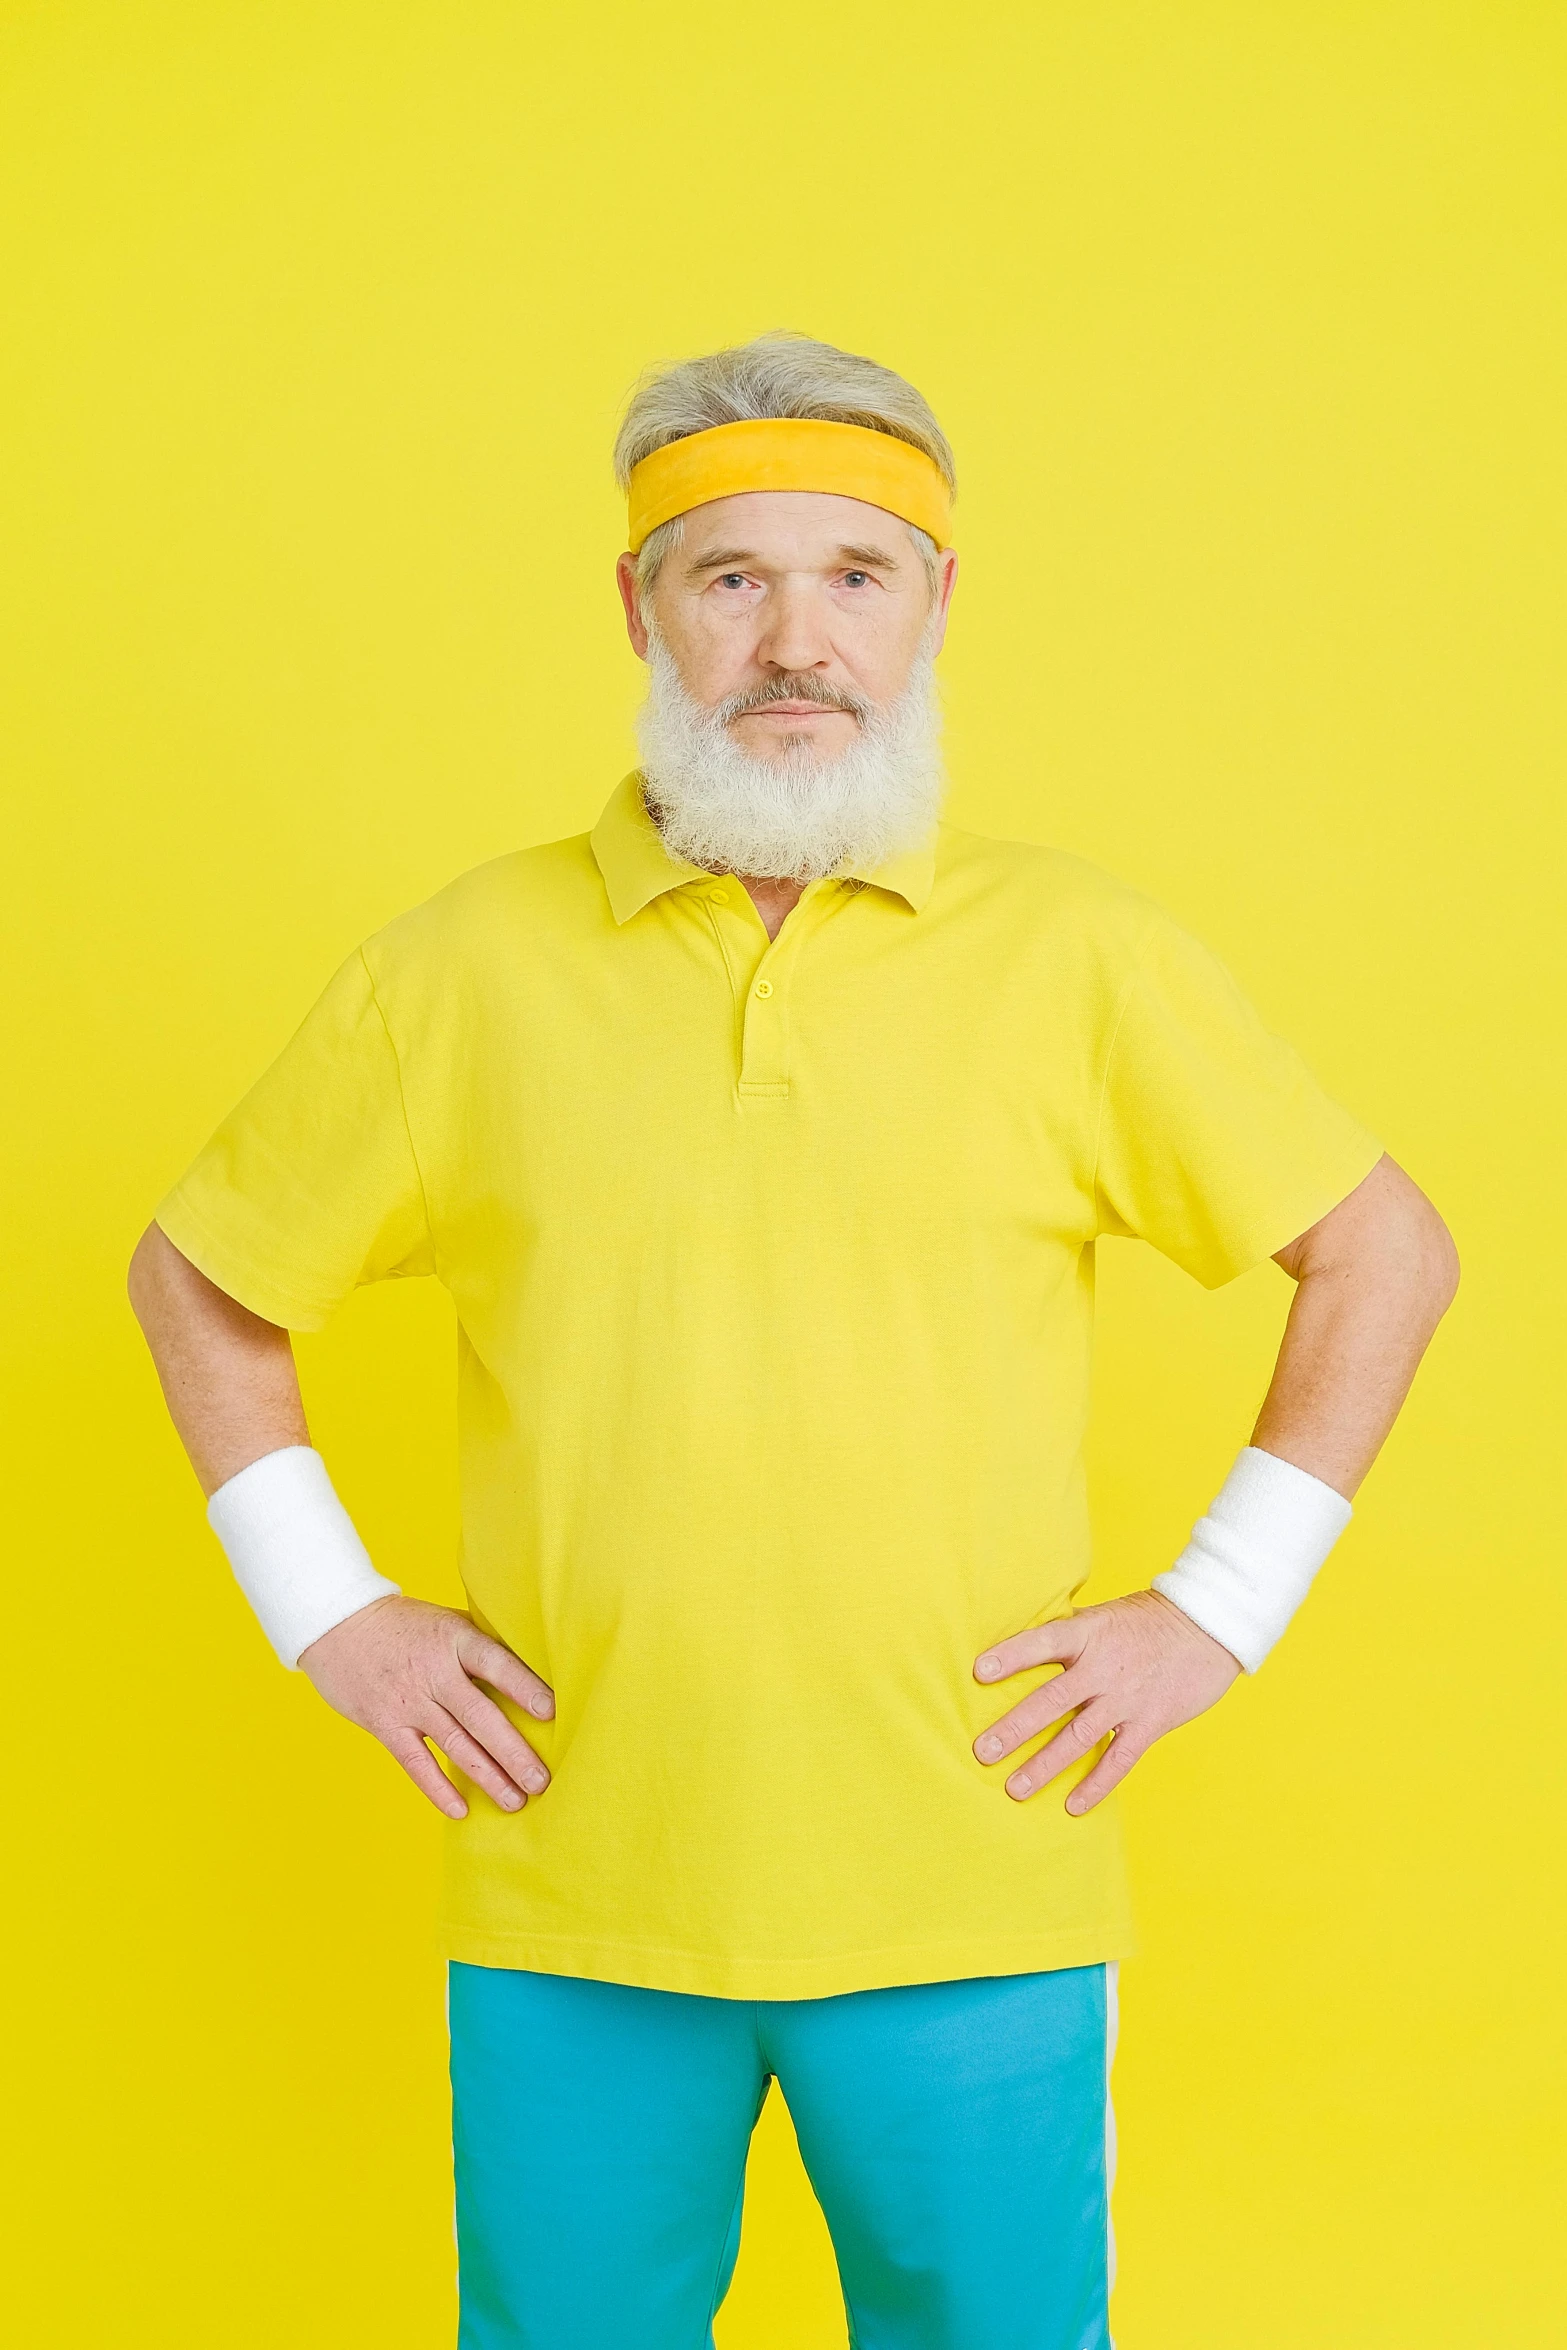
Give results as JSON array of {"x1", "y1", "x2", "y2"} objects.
[
  {"x1": 616, "y1": 554, "x2": 651, "y2": 660},
  {"x1": 928, "y1": 547, "x2": 959, "y2": 656}
]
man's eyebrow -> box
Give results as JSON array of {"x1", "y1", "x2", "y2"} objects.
[
  {"x1": 683, "y1": 541, "x2": 906, "y2": 577},
  {"x1": 684, "y1": 547, "x2": 762, "y2": 576}
]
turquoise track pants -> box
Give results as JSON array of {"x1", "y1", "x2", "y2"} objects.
[{"x1": 450, "y1": 1959, "x2": 1115, "y2": 2350}]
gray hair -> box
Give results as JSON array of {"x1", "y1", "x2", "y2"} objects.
[{"x1": 614, "y1": 332, "x2": 955, "y2": 608}]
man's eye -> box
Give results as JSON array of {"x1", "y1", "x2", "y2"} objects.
[
  {"x1": 843, "y1": 571, "x2": 870, "y2": 588},
  {"x1": 719, "y1": 573, "x2": 748, "y2": 589}
]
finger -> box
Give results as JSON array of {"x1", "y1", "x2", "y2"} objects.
[
  {"x1": 424, "y1": 1706, "x2": 531, "y2": 1814},
  {"x1": 457, "y1": 1627, "x2": 555, "y2": 1721},
  {"x1": 383, "y1": 1725, "x2": 469, "y2": 1820},
  {"x1": 1004, "y1": 1702, "x2": 1121, "y2": 1801},
  {"x1": 1064, "y1": 1727, "x2": 1149, "y2": 1816},
  {"x1": 973, "y1": 1666, "x2": 1091, "y2": 1764},
  {"x1": 442, "y1": 1676, "x2": 550, "y2": 1795},
  {"x1": 974, "y1": 1616, "x2": 1085, "y2": 1685}
]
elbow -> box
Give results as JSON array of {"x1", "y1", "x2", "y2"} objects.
[
  {"x1": 1292, "y1": 1158, "x2": 1459, "y2": 1336},
  {"x1": 1427, "y1": 1209, "x2": 1461, "y2": 1321},
  {"x1": 1400, "y1": 1186, "x2": 1460, "y2": 1329},
  {"x1": 1383, "y1": 1159, "x2": 1460, "y2": 1326},
  {"x1": 127, "y1": 1221, "x2": 167, "y2": 1329}
]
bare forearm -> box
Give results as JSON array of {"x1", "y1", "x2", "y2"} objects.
[
  {"x1": 128, "y1": 1223, "x2": 307, "y2": 1493},
  {"x1": 128, "y1": 1225, "x2": 553, "y2": 1809},
  {"x1": 977, "y1": 1159, "x2": 1459, "y2": 1799},
  {"x1": 1253, "y1": 1154, "x2": 1459, "y2": 1497}
]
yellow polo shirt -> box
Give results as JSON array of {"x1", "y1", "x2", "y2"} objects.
[{"x1": 159, "y1": 773, "x2": 1381, "y2": 1999}]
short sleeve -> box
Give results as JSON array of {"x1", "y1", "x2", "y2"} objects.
[
  {"x1": 156, "y1": 948, "x2": 434, "y2": 1331},
  {"x1": 1093, "y1": 915, "x2": 1382, "y2": 1287}
]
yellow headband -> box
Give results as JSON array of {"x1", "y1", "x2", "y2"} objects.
[{"x1": 626, "y1": 417, "x2": 953, "y2": 554}]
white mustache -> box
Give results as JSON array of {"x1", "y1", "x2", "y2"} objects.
[{"x1": 715, "y1": 674, "x2": 874, "y2": 725}]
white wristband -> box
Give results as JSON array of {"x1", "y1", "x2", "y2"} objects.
[
  {"x1": 1151, "y1": 1445, "x2": 1352, "y2": 1672},
  {"x1": 206, "y1": 1446, "x2": 401, "y2": 1670}
]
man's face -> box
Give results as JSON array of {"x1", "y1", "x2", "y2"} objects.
[{"x1": 617, "y1": 492, "x2": 959, "y2": 763}]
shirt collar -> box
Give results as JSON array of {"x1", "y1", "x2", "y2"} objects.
[
  {"x1": 839, "y1": 833, "x2": 937, "y2": 912},
  {"x1": 589, "y1": 772, "x2": 937, "y2": 924},
  {"x1": 590, "y1": 772, "x2": 710, "y2": 924}
]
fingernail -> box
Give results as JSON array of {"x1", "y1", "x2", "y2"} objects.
[
  {"x1": 501, "y1": 1791, "x2": 524, "y2": 1811},
  {"x1": 531, "y1": 1695, "x2": 554, "y2": 1719},
  {"x1": 976, "y1": 1656, "x2": 1001, "y2": 1680},
  {"x1": 1006, "y1": 1773, "x2": 1030, "y2": 1798},
  {"x1": 1065, "y1": 1796, "x2": 1085, "y2": 1815},
  {"x1": 525, "y1": 1769, "x2": 548, "y2": 1794},
  {"x1": 976, "y1": 1734, "x2": 1004, "y2": 1761}
]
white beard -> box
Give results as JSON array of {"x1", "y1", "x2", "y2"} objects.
[{"x1": 634, "y1": 629, "x2": 944, "y2": 883}]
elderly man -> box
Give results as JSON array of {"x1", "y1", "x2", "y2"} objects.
[{"x1": 130, "y1": 333, "x2": 1457, "y2": 2350}]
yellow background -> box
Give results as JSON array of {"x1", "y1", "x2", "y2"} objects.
[{"x1": 3, "y1": 3, "x2": 1562, "y2": 2343}]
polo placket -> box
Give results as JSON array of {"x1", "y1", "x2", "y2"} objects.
[{"x1": 700, "y1": 878, "x2": 850, "y2": 1106}]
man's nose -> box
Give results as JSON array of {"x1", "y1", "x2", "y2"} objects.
[{"x1": 756, "y1": 580, "x2": 833, "y2": 674}]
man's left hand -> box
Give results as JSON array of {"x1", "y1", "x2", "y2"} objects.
[{"x1": 973, "y1": 1591, "x2": 1242, "y2": 1813}]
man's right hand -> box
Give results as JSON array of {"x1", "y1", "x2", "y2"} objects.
[{"x1": 299, "y1": 1597, "x2": 555, "y2": 1820}]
